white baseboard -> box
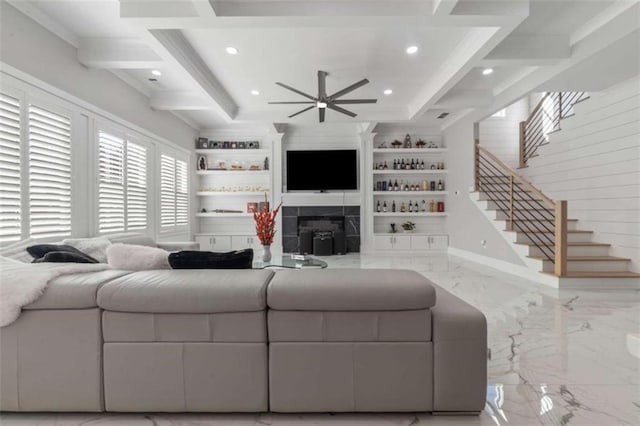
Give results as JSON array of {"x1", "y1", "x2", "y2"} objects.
[{"x1": 447, "y1": 246, "x2": 559, "y2": 288}]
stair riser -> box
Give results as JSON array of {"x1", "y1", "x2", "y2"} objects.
[
  {"x1": 516, "y1": 232, "x2": 592, "y2": 244},
  {"x1": 528, "y1": 245, "x2": 610, "y2": 257},
  {"x1": 542, "y1": 260, "x2": 630, "y2": 273}
]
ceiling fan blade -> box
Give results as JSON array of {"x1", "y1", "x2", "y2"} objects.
[
  {"x1": 319, "y1": 107, "x2": 325, "y2": 123},
  {"x1": 328, "y1": 78, "x2": 369, "y2": 100},
  {"x1": 332, "y1": 99, "x2": 378, "y2": 104},
  {"x1": 288, "y1": 105, "x2": 315, "y2": 118},
  {"x1": 268, "y1": 101, "x2": 315, "y2": 104},
  {"x1": 327, "y1": 103, "x2": 357, "y2": 118},
  {"x1": 275, "y1": 82, "x2": 316, "y2": 101},
  {"x1": 318, "y1": 70, "x2": 327, "y2": 99}
]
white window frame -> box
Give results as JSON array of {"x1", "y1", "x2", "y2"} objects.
[{"x1": 158, "y1": 148, "x2": 190, "y2": 235}]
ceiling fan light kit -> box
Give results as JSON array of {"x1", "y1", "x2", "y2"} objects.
[{"x1": 268, "y1": 70, "x2": 378, "y2": 123}]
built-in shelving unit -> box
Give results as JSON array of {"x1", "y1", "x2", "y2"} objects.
[{"x1": 367, "y1": 130, "x2": 448, "y2": 250}]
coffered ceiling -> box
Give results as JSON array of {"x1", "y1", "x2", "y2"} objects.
[{"x1": 6, "y1": 0, "x2": 638, "y2": 130}]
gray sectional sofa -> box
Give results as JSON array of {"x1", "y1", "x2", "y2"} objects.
[{"x1": 0, "y1": 242, "x2": 487, "y2": 414}]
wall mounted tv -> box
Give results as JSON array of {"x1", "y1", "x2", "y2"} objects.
[{"x1": 286, "y1": 149, "x2": 358, "y2": 191}]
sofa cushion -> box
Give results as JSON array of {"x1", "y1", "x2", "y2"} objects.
[
  {"x1": 33, "y1": 250, "x2": 99, "y2": 264},
  {"x1": 0, "y1": 238, "x2": 36, "y2": 263},
  {"x1": 267, "y1": 269, "x2": 436, "y2": 311},
  {"x1": 102, "y1": 311, "x2": 266, "y2": 343},
  {"x1": 24, "y1": 270, "x2": 130, "y2": 310},
  {"x1": 106, "y1": 243, "x2": 170, "y2": 271},
  {"x1": 62, "y1": 237, "x2": 112, "y2": 263},
  {"x1": 27, "y1": 244, "x2": 98, "y2": 263},
  {"x1": 97, "y1": 269, "x2": 274, "y2": 313},
  {"x1": 168, "y1": 249, "x2": 253, "y2": 269},
  {"x1": 268, "y1": 309, "x2": 431, "y2": 342}
]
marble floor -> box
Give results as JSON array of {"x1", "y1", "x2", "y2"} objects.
[{"x1": 2, "y1": 253, "x2": 638, "y2": 426}]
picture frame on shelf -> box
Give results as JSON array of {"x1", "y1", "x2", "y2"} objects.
[
  {"x1": 197, "y1": 155, "x2": 207, "y2": 171},
  {"x1": 248, "y1": 141, "x2": 260, "y2": 149},
  {"x1": 238, "y1": 141, "x2": 247, "y2": 149},
  {"x1": 197, "y1": 137, "x2": 209, "y2": 149},
  {"x1": 246, "y1": 202, "x2": 258, "y2": 213},
  {"x1": 223, "y1": 141, "x2": 231, "y2": 149}
]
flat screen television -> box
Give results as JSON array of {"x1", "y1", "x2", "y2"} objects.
[{"x1": 286, "y1": 149, "x2": 358, "y2": 191}]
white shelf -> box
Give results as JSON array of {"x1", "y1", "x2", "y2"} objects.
[
  {"x1": 196, "y1": 170, "x2": 269, "y2": 176},
  {"x1": 373, "y1": 212, "x2": 447, "y2": 217},
  {"x1": 197, "y1": 191, "x2": 269, "y2": 197},
  {"x1": 372, "y1": 170, "x2": 448, "y2": 175},
  {"x1": 375, "y1": 232, "x2": 448, "y2": 236},
  {"x1": 373, "y1": 191, "x2": 448, "y2": 196},
  {"x1": 195, "y1": 149, "x2": 270, "y2": 156},
  {"x1": 373, "y1": 148, "x2": 447, "y2": 154},
  {"x1": 196, "y1": 212, "x2": 253, "y2": 218}
]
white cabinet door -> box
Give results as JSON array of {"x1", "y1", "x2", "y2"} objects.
[
  {"x1": 429, "y1": 235, "x2": 449, "y2": 250},
  {"x1": 410, "y1": 236, "x2": 430, "y2": 250},
  {"x1": 195, "y1": 236, "x2": 212, "y2": 251},
  {"x1": 231, "y1": 235, "x2": 250, "y2": 251},
  {"x1": 374, "y1": 235, "x2": 394, "y2": 250},
  {"x1": 393, "y1": 235, "x2": 411, "y2": 250},
  {"x1": 211, "y1": 236, "x2": 232, "y2": 251}
]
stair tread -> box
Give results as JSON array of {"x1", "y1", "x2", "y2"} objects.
[
  {"x1": 505, "y1": 229, "x2": 592, "y2": 233},
  {"x1": 541, "y1": 271, "x2": 640, "y2": 278},
  {"x1": 515, "y1": 241, "x2": 610, "y2": 247},
  {"x1": 529, "y1": 255, "x2": 630, "y2": 261}
]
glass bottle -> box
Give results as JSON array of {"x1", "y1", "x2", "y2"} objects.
[
  {"x1": 400, "y1": 159, "x2": 405, "y2": 169},
  {"x1": 392, "y1": 200, "x2": 396, "y2": 212},
  {"x1": 393, "y1": 159, "x2": 397, "y2": 170},
  {"x1": 420, "y1": 160, "x2": 425, "y2": 170},
  {"x1": 437, "y1": 180, "x2": 443, "y2": 191},
  {"x1": 383, "y1": 161, "x2": 388, "y2": 170},
  {"x1": 400, "y1": 202, "x2": 406, "y2": 213},
  {"x1": 429, "y1": 200, "x2": 436, "y2": 212},
  {"x1": 421, "y1": 200, "x2": 427, "y2": 212},
  {"x1": 394, "y1": 179, "x2": 399, "y2": 191},
  {"x1": 383, "y1": 201, "x2": 387, "y2": 213},
  {"x1": 376, "y1": 201, "x2": 381, "y2": 212}
]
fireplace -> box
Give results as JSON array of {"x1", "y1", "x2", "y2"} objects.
[{"x1": 282, "y1": 206, "x2": 360, "y2": 254}]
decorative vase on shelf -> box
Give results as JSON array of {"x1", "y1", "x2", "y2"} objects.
[{"x1": 262, "y1": 245, "x2": 272, "y2": 262}]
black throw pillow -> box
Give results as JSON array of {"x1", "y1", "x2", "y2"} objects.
[
  {"x1": 33, "y1": 251, "x2": 99, "y2": 264},
  {"x1": 27, "y1": 244, "x2": 98, "y2": 263},
  {"x1": 169, "y1": 249, "x2": 254, "y2": 269}
]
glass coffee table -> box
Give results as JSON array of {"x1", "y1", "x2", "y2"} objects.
[{"x1": 253, "y1": 254, "x2": 328, "y2": 269}]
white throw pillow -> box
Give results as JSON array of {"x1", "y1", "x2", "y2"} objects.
[
  {"x1": 106, "y1": 243, "x2": 170, "y2": 271},
  {"x1": 62, "y1": 237, "x2": 112, "y2": 263},
  {"x1": 0, "y1": 238, "x2": 36, "y2": 263}
]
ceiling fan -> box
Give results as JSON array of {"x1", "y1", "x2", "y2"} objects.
[{"x1": 268, "y1": 70, "x2": 377, "y2": 123}]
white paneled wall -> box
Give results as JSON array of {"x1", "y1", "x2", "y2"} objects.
[
  {"x1": 521, "y1": 76, "x2": 640, "y2": 272},
  {"x1": 479, "y1": 98, "x2": 529, "y2": 169}
]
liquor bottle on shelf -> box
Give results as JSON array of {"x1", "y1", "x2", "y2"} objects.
[
  {"x1": 382, "y1": 180, "x2": 387, "y2": 191},
  {"x1": 376, "y1": 201, "x2": 381, "y2": 212},
  {"x1": 408, "y1": 201, "x2": 413, "y2": 213},
  {"x1": 437, "y1": 201, "x2": 445, "y2": 212},
  {"x1": 388, "y1": 180, "x2": 393, "y2": 191},
  {"x1": 400, "y1": 159, "x2": 405, "y2": 169},
  {"x1": 429, "y1": 200, "x2": 436, "y2": 212},
  {"x1": 421, "y1": 200, "x2": 427, "y2": 212},
  {"x1": 383, "y1": 201, "x2": 387, "y2": 213},
  {"x1": 383, "y1": 161, "x2": 388, "y2": 170},
  {"x1": 430, "y1": 181, "x2": 436, "y2": 191},
  {"x1": 393, "y1": 159, "x2": 397, "y2": 170},
  {"x1": 406, "y1": 159, "x2": 411, "y2": 170},
  {"x1": 430, "y1": 163, "x2": 436, "y2": 170},
  {"x1": 420, "y1": 160, "x2": 425, "y2": 170},
  {"x1": 399, "y1": 179, "x2": 404, "y2": 191},
  {"x1": 400, "y1": 202, "x2": 406, "y2": 213},
  {"x1": 410, "y1": 159, "x2": 415, "y2": 169},
  {"x1": 437, "y1": 180, "x2": 444, "y2": 191},
  {"x1": 421, "y1": 180, "x2": 428, "y2": 191},
  {"x1": 404, "y1": 181, "x2": 410, "y2": 191},
  {"x1": 394, "y1": 179, "x2": 399, "y2": 191},
  {"x1": 392, "y1": 200, "x2": 396, "y2": 212}
]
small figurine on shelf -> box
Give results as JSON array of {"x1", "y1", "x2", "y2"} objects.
[
  {"x1": 200, "y1": 208, "x2": 207, "y2": 213},
  {"x1": 197, "y1": 156, "x2": 207, "y2": 171},
  {"x1": 391, "y1": 140, "x2": 402, "y2": 149},
  {"x1": 390, "y1": 223, "x2": 397, "y2": 233},
  {"x1": 404, "y1": 134, "x2": 412, "y2": 148},
  {"x1": 415, "y1": 139, "x2": 426, "y2": 148},
  {"x1": 264, "y1": 156, "x2": 269, "y2": 170}
]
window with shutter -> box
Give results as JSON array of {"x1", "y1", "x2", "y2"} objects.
[
  {"x1": 160, "y1": 153, "x2": 189, "y2": 230},
  {"x1": 98, "y1": 130, "x2": 148, "y2": 233},
  {"x1": 28, "y1": 104, "x2": 72, "y2": 239},
  {"x1": 0, "y1": 93, "x2": 22, "y2": 243}
]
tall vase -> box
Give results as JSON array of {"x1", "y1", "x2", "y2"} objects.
[{"x1": 262, "y1": 245, "x2": 272, "y2": 262}]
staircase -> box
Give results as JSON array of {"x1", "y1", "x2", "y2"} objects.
[{"x1": 472, "y1": 144, "x2": 640, "y2": 287}]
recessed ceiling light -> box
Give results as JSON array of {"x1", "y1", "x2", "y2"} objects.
[
  {"x1": 482, "y1": 68, "x2": 494, "y2": 76},
  {"x1": 151, "y1": 69, "x2": 162, "y2": 76},
  {"x1": 406, "y1": 46, "x2": 418, "y2": 55},
  {"x1": 383, "y1": 89, "x2": 393, "y2": 95},
  {"x1": 251, "y1": 90, "x2": 260, "y2": 96},
  {"x1": 226, "y1": 47, "x2": 239, "y2": 55}
]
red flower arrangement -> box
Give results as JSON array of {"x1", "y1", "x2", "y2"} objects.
[{"x1": 253, "y1": 198, "x2": 282, "y2": 246}]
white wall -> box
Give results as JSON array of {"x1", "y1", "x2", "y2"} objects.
[
  {"x1": 520, "y1": 76, "x2": 640, "y2": 272},
  {"x1": 444, "y1": 117, "x2": 526, "y2": 266},
  {"x1": 478, "y1": 97, "x2": 529, "y2": 169},
  {"x1": 0, "y1": 3, "x2": 197, "y2": 149}
]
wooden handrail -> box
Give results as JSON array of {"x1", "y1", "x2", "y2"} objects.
[{"x1": 476, "y1": 145, "x2": 556, "y2": 209}]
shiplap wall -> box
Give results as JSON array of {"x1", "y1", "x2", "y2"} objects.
[
  {"x1": 479, "y1": 98, "x2": 529, "y2": 169},
  {"x1": 521, "y1": 76, "x2": 640, "y2": 272}
]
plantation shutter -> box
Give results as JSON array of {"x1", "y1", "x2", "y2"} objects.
[
  {"x1": 28, "y1": 104, "x2": 72, "y2": 239},
  {"x1": 0, "y1": 93, "x2": 22, "y2": 243},
  {"x1": 175, "y1": 159, "x2": 188, "y2": 226},
  {"x1": 98, "y1": 131, "x2": 125, "y2": 233},
  {"x1": 126, "y1": 141, "x2": 147, "y2": 230},
  {"x1": 160, "y1": 154, "x2": 176, "y2": 228}
]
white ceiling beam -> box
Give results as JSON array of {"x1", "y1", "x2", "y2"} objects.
[
  {"x1": 571, "y1": 0, "x2": 639, "y2": 45},
  {"x1": 484, "y1": 34, "x2": 570, "y2": 64},
  {"x1": 434, "y1": 89, "x2": 494, "y2": 109},
  {"x1": 149, "y1": 29, "x2": 238, "y2": 121},
  {"x1": 150, "y1": 91, "x2": 210, "y2": 110},
  {"x1": 78, "y1": 38, "x2": 164, "y2": 69},
  {"x1": 432, "y1": 0, "x2": 459, "y2": 16}
]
